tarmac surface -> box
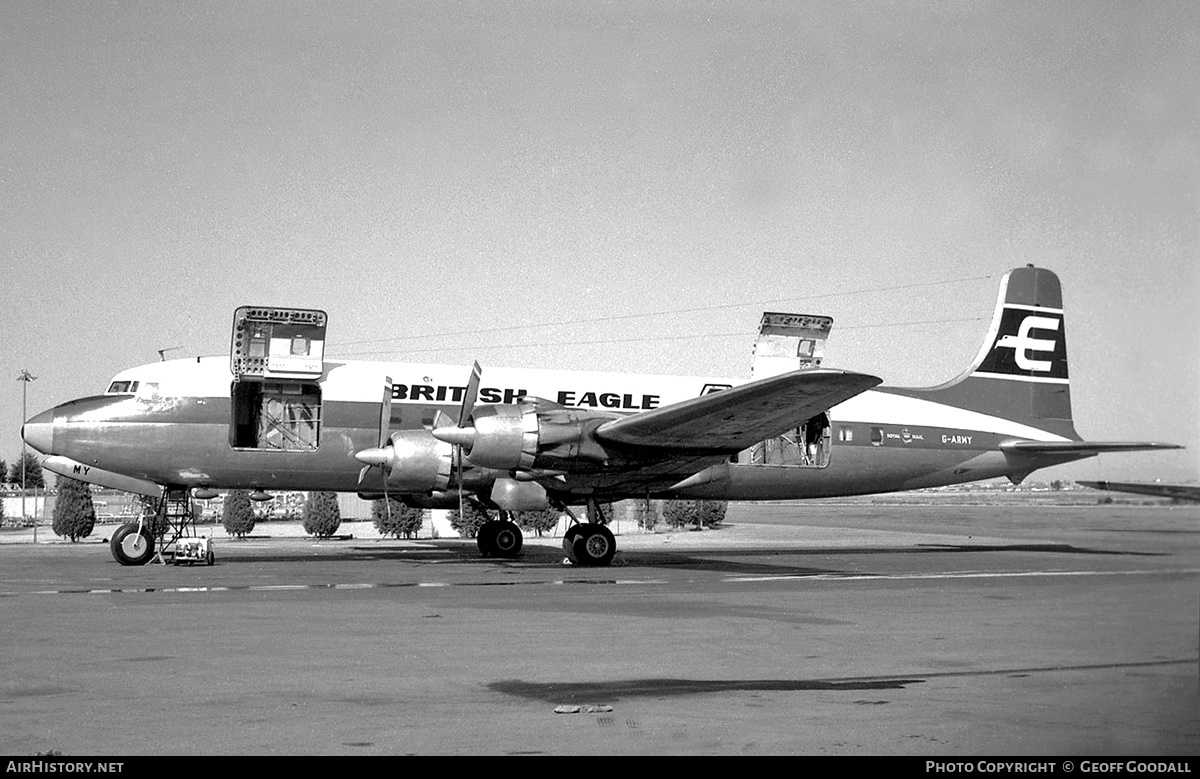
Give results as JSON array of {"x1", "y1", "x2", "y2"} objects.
[{"x1": 1, "y1": 502, "x2": 1196, "y2": 756}]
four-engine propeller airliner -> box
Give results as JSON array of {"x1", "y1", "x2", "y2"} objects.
[{"x1": 21, "y1": 265, "x2": 1180, "y2": 566}]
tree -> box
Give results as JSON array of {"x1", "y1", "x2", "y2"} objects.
[
  {"x1": 516, "y1": 507, "x2": 561, "y2": 537},
  {"x1": 663, "y1": 499, "x2": 695, "y2": 528},
  {"x1": 631, "y1": 498, "x2": 659, "y2": 531},
  {"x1": 52, "y1": 477, "x2": 96, "y2": 542},
  {"x1": 447, "y1": 501, "x2": 494, "y2": 538},
  {"x1": 697, "y1": 500, "x2": 728, "y2": 527},
  {"x1": 372, "y1": 497, "x2": 426, "y2": 539},
  {"x1": 0, "y1": 459, "x2": 7, "y2": 485},
  {"x1": 9, "y1": 452, "x2": 44, "y2": 489},
  {"x1": 222, "y1": 489, "x2": 256, "y2": 538},
  {"x1": 303, "y1": 491, "x2": 342, "y2": 538}
]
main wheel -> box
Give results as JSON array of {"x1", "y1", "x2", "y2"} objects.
[
  {"x1": 110, "y1": 523, "x2": 155, "y2": 566},
  {"x1": 571, "y1": 525, "x2": 615, "y2": 567},
  {"x1": 492, "y1": 521, "x2": 523, "y2": 558},
  {"x1": 562, "y1": 525, "x2": 584, "y2": 564},
  {"x1": 476, "y1": 520, "x2": 501, "y2": 557}
]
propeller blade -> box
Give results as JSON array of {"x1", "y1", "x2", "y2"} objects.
[
  {"x1": 378, "y1": 375, "x2": 393, "y2": 448},
  {"x1": 354, "y1": 376, "x2": 395, "y2": 486},
  {"x1": 459, "y1": 362, "x2": 482, "y2": 427}
]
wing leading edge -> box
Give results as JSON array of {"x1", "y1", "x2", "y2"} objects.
[{"x1": 594, "y1": 368, "x2": 882, "y2": 452}]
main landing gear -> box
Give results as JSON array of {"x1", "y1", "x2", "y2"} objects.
[
  {"x1": 474, "y1": 502, "x2": 618, "y2": 567},
  {"x1": 562, "y1": 523, "x2": 615, "y2": 567},
  {"x1": 476, "y1": 513, "x2": 524, "y2": 559},
  {"x1": 561, "y1": 500, "x2": 616, "y2": 567}
]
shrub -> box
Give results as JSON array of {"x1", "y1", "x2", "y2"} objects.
[
  {"x1": 372, "y1": 497, "x2": 426, "y2": 539},
  {"x1": 303, "y1": 491, "x2": 342, "y2": 538},
  {"x1": 515, "y1": 507, "x2": 561, "y2": 537},
  {"x1": 663, "y1": 499, "x2": 727, "y2": 529},
  {"x1": 447, "y1": 501, "x2": 494, "y2": 538},
  {"x1": 697, "y1": 499, "x2": 728, "y2": 527}
]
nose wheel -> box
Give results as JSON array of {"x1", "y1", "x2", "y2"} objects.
[{"x1": 110, "y1": 522, "x2": 155, "y2": 566}]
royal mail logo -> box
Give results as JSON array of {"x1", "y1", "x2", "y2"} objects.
[{"x1": 977, "y1": 308, "x2": 1068, "y2": 380}]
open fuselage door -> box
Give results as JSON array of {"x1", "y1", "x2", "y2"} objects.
[
  {"x1": 743, "y1": 312, "x2": 834, "y2": 468},
  {"x1": 229, "y1": 307, "x2": 327, "y2": 451}
]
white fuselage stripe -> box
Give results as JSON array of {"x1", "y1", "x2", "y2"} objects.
[
  {"x1": 103, "y1": 357, "x2": 1069, "y2": 442},
  {"x1": 830, "y1": 392, "x2": 1070, "y2": 441}
]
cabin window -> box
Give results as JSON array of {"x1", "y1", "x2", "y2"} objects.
[
  {"x1": 230, "y1": 381, "x2": 321, "y2": 451},
  {"x1": 838, "y1": 427, "x2": 854, "y2": 442},
  {"x1": 870, "y1": 427, "x2": 884, "y2": 446}
]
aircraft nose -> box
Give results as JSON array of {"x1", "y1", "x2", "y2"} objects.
[{"x1": 21, "y1": 408, "x2": 55, "y2": 455}]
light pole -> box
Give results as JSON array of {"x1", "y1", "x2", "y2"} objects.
[{"x1": 17, "y1": 369, "x2": 37, "y2": 539}]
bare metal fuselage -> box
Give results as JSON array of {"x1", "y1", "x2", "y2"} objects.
[{"x1": 27, "y1": 357, "x2": 1059, "y2": 504}]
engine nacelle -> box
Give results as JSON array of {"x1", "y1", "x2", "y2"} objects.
[
  {"x1": 489, "y1": 477, "x2": 549, "y2": 511},
  {"x1": 452, "y1": 400, "x2": 616, "y2": 471},
  {"x1": 383, "y1": 429, "x2": 453, "y2": 493}
]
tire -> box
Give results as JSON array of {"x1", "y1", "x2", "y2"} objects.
[
  {"x1": 562, "y1": 524, "x2": 583, "y2": 551},
  {"x1": 206, "y1": 550, "x2": 215, "y2": 566},
  {"x1": 110, "y1": 523, "x2": 155, "y2": 566},
  {"x1": 562, "y1": 525, "x2": 583, "y2": 564},
  {"x1": 571, "y1": 525, "x2": 615, "y2": 567},
  {"x1": 492, "y1": 521, "x2": 523, "y2": 558},
  {"x1": 476, "y1": 521, "x2": 500, "y2": 557}
]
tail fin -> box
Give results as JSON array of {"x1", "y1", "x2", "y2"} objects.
[{"x1": 909, "y1": 265, "x2": 1078, "y2": 439}]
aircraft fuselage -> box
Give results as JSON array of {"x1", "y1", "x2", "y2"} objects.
[{"x1": 24, "y1": 356, "x2": 1069, "y2": 503}]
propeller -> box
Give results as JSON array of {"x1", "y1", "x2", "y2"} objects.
[
  {"x1": 430, "y1": 361, "x2": 482, "y2": 452},
  {"x1": 353, "y1": 363, "x2": 483, "y2": 522},
  {"x1": 448, "y1": 362, "x2": 482, "y2": 519}
]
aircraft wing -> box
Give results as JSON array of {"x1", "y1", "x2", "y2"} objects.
[
  {"x1": 1077, "y1": 480, "x2": 1200, "y2": 502},
  {"x1": 594, "y1": 368, "x2": 881, "y2": 452}
]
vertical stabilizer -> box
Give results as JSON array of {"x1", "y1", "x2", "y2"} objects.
[{"x1": 897, "y1": 265, "x2": 1079, "y2": 439}]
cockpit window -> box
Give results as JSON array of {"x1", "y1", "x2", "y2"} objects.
[{"x1": 106, "y1": 380, "x2": 140, "y2": 394}]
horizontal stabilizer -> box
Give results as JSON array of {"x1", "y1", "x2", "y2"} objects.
[{"x1": 596, "y1": 369, "x2": 881, "y2": 451}]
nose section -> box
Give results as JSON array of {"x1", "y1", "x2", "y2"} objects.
[{"x1": 21, "y1": 408, "x2": 56, "y2": 455}]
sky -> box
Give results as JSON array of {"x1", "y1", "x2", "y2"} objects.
[{"x1": 1, "y1": 0, "x2": 1197, "y2": 483}]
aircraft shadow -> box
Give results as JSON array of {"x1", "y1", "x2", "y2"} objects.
[
  {"x1": 490, "y1": 676, "x2": 924, "y2": 702},
  {"x1": 216, "y1": 537, "x2": 1162, "y2": 579},
  {"x1": 488, "y1": 658, "x2": 1193, "y2": 703}
]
